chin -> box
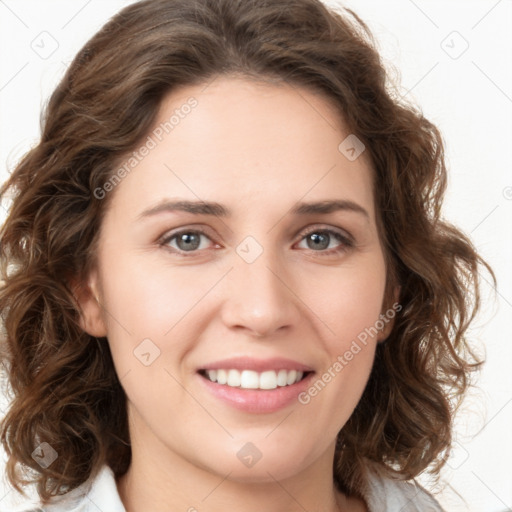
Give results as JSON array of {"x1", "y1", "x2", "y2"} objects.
[
  {"x1": 197, "y1": 445, "x2": 312, "y2": 484},
  {"x1": 221, "y1": 463, "x2": 305, "y2": 485}
]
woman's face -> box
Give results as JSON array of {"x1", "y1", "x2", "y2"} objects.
[{"x1": 80, "y1": 75, "x2": 394, "y2": 483}]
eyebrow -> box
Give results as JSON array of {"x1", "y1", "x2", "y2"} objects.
[{"x1": 137, "y1": 199, "x2": 369, "y2": 220}]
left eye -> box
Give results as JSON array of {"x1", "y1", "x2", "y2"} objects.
[
  {"x1": 296, "y1": 228, "x2": 353, "y2": 254},
  {"x1": 159, "y1": 227, "x2": 353, "y2": 256}
]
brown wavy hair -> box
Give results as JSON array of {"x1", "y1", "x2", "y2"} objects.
[{"x1": 0, "y1": 0, "x2": 496, "y2": 505}]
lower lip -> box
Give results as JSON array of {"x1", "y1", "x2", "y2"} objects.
[{"x1": 197, "y1": 372, "x2": 315, "y2": 413}]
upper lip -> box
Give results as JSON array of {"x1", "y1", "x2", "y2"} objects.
[{"x1": 199, "y1": 357, "x2": 314, "y2": 373}]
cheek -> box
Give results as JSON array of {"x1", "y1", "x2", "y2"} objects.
[
  {"x1": 294, "y1": 272, "x2": 384, "y2": 441},
  {"x1": 95, "y1": 251, "x2": 198, "y2": 386},
  {"x1": 297, "y1": 257, "x2": 386, "y2": 408},
  {"x1": 307, "y1": 258, "x2": 387, "y2": 349},
  {"x1": 97, "y1": 259, "x2": 203, "y2": 421},
  {"x1": 100, "y1": 252, "x2": 210, "y2": 339}
]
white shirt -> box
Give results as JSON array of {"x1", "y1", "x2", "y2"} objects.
[{"x1": 12, "y1": 463, "x2": 445, "y2": 512}]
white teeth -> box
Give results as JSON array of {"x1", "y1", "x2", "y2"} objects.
[
  {"x1": 203, "y1": 368, "x2": 307, "y2": 389},
  {"x1": 240, "y1": 370, "x2": 259, "y2": 389},
  {"x1": 227, "y1": 369, "x2": 241, "y2": 387},
  {"x1": 286, "y1": 369, "x2": 297, "y2": 385},
  {"x1": 259, "y1": 370, "x2": 277, "y2": 390},
  {"x1": 217, "y1": 369, "x2": 227, "y2": 385},
  {"x1": 276, "y1": 369, "x2": 288, "y2": 387}
]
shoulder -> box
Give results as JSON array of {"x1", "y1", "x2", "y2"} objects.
[
  {"x1": 13, "y1": 465, "x2": 126, "y2": 512},
  {"x1": 362, "y1": 463, "x2": 445, "y2": 512}
]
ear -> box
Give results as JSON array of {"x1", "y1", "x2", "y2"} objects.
[
  {"x1": 377, "y1": 284, "x2": 401, "y2": 343},
  {"x1": 72, "y1": 269, "x2": 108, "y2": 338}
]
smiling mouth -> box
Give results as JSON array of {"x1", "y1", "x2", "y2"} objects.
[{"x1": 198, "y1": 368, "x2": 313, "y2": 390}]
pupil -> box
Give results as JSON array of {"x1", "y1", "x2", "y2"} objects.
[
  {"x1": 309, "y1": 233, "x2": 328, "y2": 250},
  {"x1": 178, "y1": 233, "x2": 200, "y2": 251}
]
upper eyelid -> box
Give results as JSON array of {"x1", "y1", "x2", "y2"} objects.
[
  {"x1": 159, "y1": 225, "x2": 216, "y2": 244},
  {"x1": 293, "y1": 223, "x2": 353, "y2": 243}
]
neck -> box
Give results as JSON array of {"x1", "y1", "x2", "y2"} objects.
[{"x1": 115, "y1": 413, "x2": 362, "y2": 512}]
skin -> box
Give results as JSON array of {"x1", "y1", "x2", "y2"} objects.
[{"x1": 78, "y1": 75, "x2": 398, "y2": 512}]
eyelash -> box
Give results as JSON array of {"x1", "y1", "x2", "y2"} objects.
[{"x1": 158, "y1": 226, "x2": 354, "y2": 257}]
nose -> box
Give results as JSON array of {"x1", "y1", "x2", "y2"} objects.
[{"x1": 220, "y1": 249, "x2": 302, "y2": 338}]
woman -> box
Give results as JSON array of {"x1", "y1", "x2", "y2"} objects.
[{"x1": 0, "y1": 0, "x2": 495, "y2": 510}]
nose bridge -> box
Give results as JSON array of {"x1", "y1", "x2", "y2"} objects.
[{"x1": 221, "y1": 238, "x2": 300, "y2": 336}]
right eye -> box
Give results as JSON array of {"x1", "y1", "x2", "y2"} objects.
[{"x1": 159, "y1": 228, "x2": 218, "y2": 256}]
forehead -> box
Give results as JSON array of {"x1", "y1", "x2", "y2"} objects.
[{"x1": 106, "y1": 75, "x2": 376, "y2": 223}]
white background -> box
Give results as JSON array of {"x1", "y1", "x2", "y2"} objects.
[{"x1": 0, "y1": 1, "x2": 511, "y2": 511}]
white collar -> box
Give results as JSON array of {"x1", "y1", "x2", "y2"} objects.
[
  {"x1": 18, "y1": 462, "x2": 444, "y2": 512},
  {"x1": 28, "y1": 465, "x2": 126, "y2": 512}
]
